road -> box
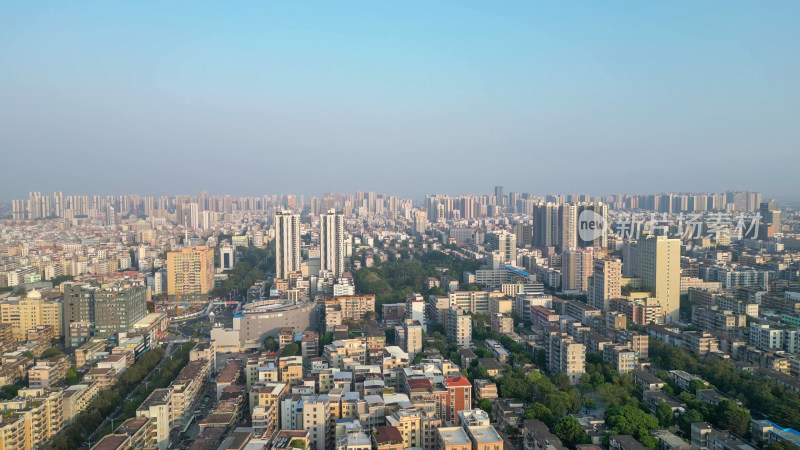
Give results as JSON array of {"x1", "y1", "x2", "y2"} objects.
[{"x1": 84, "y1": 341, "x2": 181, "y2": 446}]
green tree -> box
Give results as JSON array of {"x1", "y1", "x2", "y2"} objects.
[
  {"x1": 281, "y1": 343, "x2": 300, "y2": 357},
  {"x1": 555, "y1": 416, "x2": 591, "y2": 450},
  {"x1": 582, "y1": 396, "x2": 597, "y2": 413},
  {"x1": 50, "y1": 275, "x2": 74, "y2": 286},
  {"x1": 721, "y1": 406, "x2": 751, "y2": 437},
  {"x1": 544, "y1": 392, "x2": 574, "y2": 418},
  {"x1": 689, "y1": 379, "x2": 706, "y2": 394},
  {"x1": 40, "y1": 348, "x2": 61, "y2": 358},
  {"x1": 264, "y1": 336, "x2": 279, "y2": 352},
  {"x1": 656, "y1": 402, "x2": 674, "y2": 428},
  {"x1": 678, "y1": 409, "x2": 705, "y2": 435},
  {"x1": 500, "y1": 377, "x2": 530, "y2": 401},
  {"x1": 478, "y1": 399, "x2": 493, "y2": 419},
  {"x1": 551, "y1": 372, "x2": 572, "y2": 391},
  {"x1": 605, "y1": 405, "x2": 659, "y2": 441},
  {"x1": 524, "y1": 403, "x2": 555, "y2": 428},
  {"x1": 385, "y1": 328, "x2": 396, "y2": 346},
  {"x1": 66, "y1": 366, "x2": 80, "y2": 385}
]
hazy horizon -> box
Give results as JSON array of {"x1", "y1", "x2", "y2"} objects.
[{"x1": 2, "y1": 2, "x2": 798, "y2": 201}]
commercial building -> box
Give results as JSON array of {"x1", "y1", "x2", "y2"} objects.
[
  {"x1": 94, "y1": 284, "x2": 147, "y2": 338},
  {"x1": 62, "y1": 282, "x2": 96, "y2": 347}
]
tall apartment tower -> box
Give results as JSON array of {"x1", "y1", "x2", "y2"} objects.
[
  {"x1": 759, "y1": 201, "x2": 781, "y2": 240},
  {"x1": 588, "y1": 259, "x2": 622, "y2": 311},
  {"x1": 512, "y1": 223, "x2": 533, "y2": 248},
  {"x1": 578, "y1": 202, "x2": 609, "y2": 249},
  {"x1": 560, "y1": 203, "x2": 578, "y2": 251},
  {"x1": 166, "y1": 246, "x2": 215, "y2": 295},
  {"x1": 533, "y1": 203, "x2": 560, "y2": 249},
  {"x1": 414, "y1": 210, "x2": 427, "y2": 234},
  {"x1": 561, "y1": 249, "x2": 594, "y2": 292},
  {"x1": 488, "y1": 231, "x2": 517, "y2": 265},
  {"x1": 494, "y1": 186, "x2": 504, "y2": 206},
  {"x1": 275, "y1": 211, "x2": 301, "y2": 279},
  {"x1": 545, "y1": 329, "x2": 585, "y2": 384},
  {"x1": 320, "y1": 209, "x2": 345, "y2": 278},
  {"x1": 636, "y1": 235, "x2": 681, "y2": 322}
]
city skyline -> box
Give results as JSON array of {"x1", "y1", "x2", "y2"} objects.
[
  {"x1": 2, "y1": 2, "x2": 799, "y2": 200},
  {"x1": 2, "y1": 3, "x2": 800, "y2": 450}
]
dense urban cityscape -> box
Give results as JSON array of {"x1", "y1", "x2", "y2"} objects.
[
  {"x1": 3, "y1": 1, "x2": 799, "y2": 450},
  {"x1": 0, "y1": 189, "x2": 798, "y2": 450}
]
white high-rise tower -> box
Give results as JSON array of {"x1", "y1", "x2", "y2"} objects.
[
  {"x1": 275, "y1": 211, "x2": 301, "y2": 279},
  {"x1": 320, "y1": 209, "x2": 345, "y2": 278}
]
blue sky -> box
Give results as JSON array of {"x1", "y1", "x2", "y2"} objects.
[{"x1": 1, "y1": 1, "x2": 798, "y2": 200}]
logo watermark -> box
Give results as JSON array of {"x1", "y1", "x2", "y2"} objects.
[
  {"x1": 609, "y1": 212, "x2": 762, "y2": 241},
  {"x1": 578, "y1": 209, "x2": 608, "y2": 243}
]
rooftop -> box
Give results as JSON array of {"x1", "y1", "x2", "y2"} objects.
[
  {"x1": 468, "y1": 425, "x2": 502, "y2": 443},
  {"x1": 439, "y1": 426, "x2": 470, "y2": 445},
  {"x1": 374, "y1": 426, "x2": 403, "y2": 444},
  {"x1": 91, "y1": 434, "x2": 128, "y2": 450}
]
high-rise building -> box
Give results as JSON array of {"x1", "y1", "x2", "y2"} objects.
[
  {"x1": 560, "y1": 203, "x2": 578, "y2": 251},
  {"x1": 414, "y1": 210, "x2": 427, "y2": 234},
  {"x1": 441, "y1": 377, "x2": 473, "y2": 425},
  {"x1": 545, "y1": 329, "x2": 585, "y2": 384},
  {"x1": 94, "y1": 284, "x2": 147, "y2": 337},
  {"x1": 275, "y1": 211, "x2": 301, "y2": 279},
  {"x1": 406, "y1": 293, "x2": 426, "y2": 332},
  {"x1": 219, "y1": 245, "x2": 235, "y2": 270},
  {"x1": 0, "y1": 290, "x2": 62, "y2": 341},
  {"x1": 62, "y1": 282, "x2": 96, "y2": 348},
  {"x1": 577, "y1": 202, "x2": 608, "y2": 248},
  {"x1": 494, "y1": 186, "x2": 504, "y2": 206},
  {"x1": 401, "y1": 319, "x2": 424, "y2": 359},
  {"x1": 320, "y1": 209, "x2": 345, "y2": 278},
  {"x1": 635, "y1": 235, "x2": 681, "y2": 322},
  {"x1": 561, "y1": 249, "x2": 594, "y2": 292},
  {"x1": 488, "y1": 231, "x2": 516, "y2": 265},
  {"x1": 302, "y1": 396, "x2": 330, "y2": 450},
  {"x1": 588, "y1": 259, "x2": 622, "y2": 311},
  {"x1": 533, "y1": 203, "x2": 560, "y2": 249},
  {"x1": 512, "y1": 223, "x2": 532, "y2": 248},
  {"x1": 759, "y1": 201, "x2": 781, "y2": 240},
  {"x1": 166, "y1": 246, "x2": 215, "y2": 295},
  {"x1": 446, "y1": 308, "x2": 472, "y2": 348}
]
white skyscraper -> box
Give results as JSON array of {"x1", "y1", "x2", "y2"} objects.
[
  {"x1": 275, "y1": 211, "x2": 300, "y2": 279},
  {"x1": 320, "y1": 209, "x2": 345, "y2": 277}
]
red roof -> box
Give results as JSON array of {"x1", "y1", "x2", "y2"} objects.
[
  {"x1": 444, "y1": 376, "x2": 472, "y2": 387},
  {"x1": 374, "y1": 426, "x2": 403, "y2": 444},
  {"x1": 406, "y1": 378, "x2": 433, "y2": 390}
]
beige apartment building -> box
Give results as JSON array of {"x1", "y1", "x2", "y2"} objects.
[
  {"x1": 166, "y1": 246, "x2": 214, "y2": 295},
  {"x1": 0, "y1": 290, "x2": 62, "y2": 340},
  {"x1": 635, "y1": 235, "x2": 681, "y2": 322},
  {"x1": 589, "y1": 259, "x2": 622, "y2": 311}
]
